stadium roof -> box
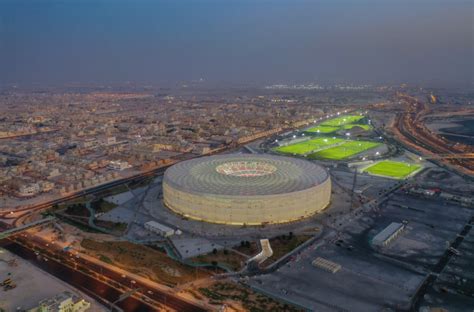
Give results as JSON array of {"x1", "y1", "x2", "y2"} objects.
[{"x1": 164, "y1": 154, "x2": 328, "y2": 196}]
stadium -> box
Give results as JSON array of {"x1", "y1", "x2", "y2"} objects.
[{"x1": 163, "y1": 154, "x2": 331, "y2": 225}]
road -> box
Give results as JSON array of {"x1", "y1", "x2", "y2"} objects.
[
  {"x1": 393, "y1": 93, "x2": 474, "y2": 176},
  {"x1": 411, "y1": 215, "x2": 474, "y2": 310},
  {"x1": 0, "y1": 164, "x2": 174, "y2": 228},
  {"x1": 3, "y1": 233, "x2": 208, "y2": 312}
]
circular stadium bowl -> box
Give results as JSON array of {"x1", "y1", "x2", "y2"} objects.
[{"x1": 163, "y1": 154, "x2": 331, "y2": 225}]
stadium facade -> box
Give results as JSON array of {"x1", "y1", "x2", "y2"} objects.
[{"x1": 163, "y1": 154, "x2": 331, "y2": 225}]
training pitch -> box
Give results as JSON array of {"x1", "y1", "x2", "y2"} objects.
[
  {"x1": 274, "y1": 137, "x2": 344, "y2": 155},
  {"x1": 363, "y1": 160, "x2": 422, "y2": 179},
  {"x1": 306, "y1": 115, "x2": 370, "y2": 134},
  {"x1": 308, "y1": 140, "x2": 381, "y2": 160}
]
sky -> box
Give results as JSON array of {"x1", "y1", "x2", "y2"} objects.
[{"x1": 0, "y1": 0, "x2": 472, "y2": 87}]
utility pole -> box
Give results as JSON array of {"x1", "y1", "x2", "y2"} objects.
[{"x1": 350, "y1": 168, "x2": 358, "y2": 211}]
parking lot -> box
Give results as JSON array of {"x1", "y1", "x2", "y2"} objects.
[{"x1": 248, "y1": 190, "x2": 473, "y2": 311}]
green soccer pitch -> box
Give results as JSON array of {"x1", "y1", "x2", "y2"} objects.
[
  {"x1": 363, "y1": 160, "x2": 422, "y2": 179},
  {"x1": 305, "y1": 115, "x2": 371, "y2": 134},
  {"x1": 273, "y1": 137, "x2": 344, "y2": 155},
  {"x1": 320, "y1": 115, "x2": 365, "y2": 127},
  {"x1": 308, "y1": 140, "x2": 381, "y2": 160}
]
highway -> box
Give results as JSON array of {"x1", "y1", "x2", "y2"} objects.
[
  {"x1": 3, "y1": 241, "x2": 155, "y2": 311},
  {"x1": 393, "y1": 93, "x2": 474, "y2": 176},
  {"x1": 0, "y1": 164, "x2": 173, "y2": 228},
  {"x1": 3, "y1": 233, "x2": 207, "y2": 312}
]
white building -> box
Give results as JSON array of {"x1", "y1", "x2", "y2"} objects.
[
  {"x1": 28, "y1": 291, "x2": 91, "y2": 312},
  {"x1": 18, "y1": 183, "x2": 41, "y2": 197},
  {"x1": 372, "y1": 222, "x2": 405, "y2": 247},
  {"x1": 108, "y1": 160, "x2": 130, "y2": 171},
  {"x1": 40, "y1": 181, "x2": 55, "y2": 192},
  {"x1": 144, "y1": 221, "x2": 175, "y2": 237},
  {"x1": 312, "y1": 257, "x2": 342, "y2": 274}
]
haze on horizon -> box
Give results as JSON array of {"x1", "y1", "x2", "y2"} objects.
[{"x1": 0, "y1": 0, "x2": 472, "y2": 88}]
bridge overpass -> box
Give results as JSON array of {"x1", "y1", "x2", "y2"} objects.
[
  {"x1": 423, "y1": 153, "x2": 474, "y2": 160},
  {"x1": 0, "y1": 216, "x2": 55, "y2": 240}
]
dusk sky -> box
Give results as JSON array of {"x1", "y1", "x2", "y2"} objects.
[{"x1": 1, "y1": 0, "x2": 472, "y2": 87}]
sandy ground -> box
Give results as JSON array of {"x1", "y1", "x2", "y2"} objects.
[{"x1": 0, "y1": 247, "x2": 106, "y2": 311}]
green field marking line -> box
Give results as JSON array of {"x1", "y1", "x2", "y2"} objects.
[
  {"x1": 308, "y1": 140, "x2": 381, "y2": 160},
  {"x1": 363, "y1": 160, "x2": 422, "y2": 179}
]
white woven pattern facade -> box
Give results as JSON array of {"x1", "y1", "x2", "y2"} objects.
[{"x1": 163, "y1": 154, "x2": 331, "y2": 225}]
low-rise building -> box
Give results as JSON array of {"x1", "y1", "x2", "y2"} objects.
[
  {"x1": 108, "y1": 160, "x2": 130, "y2": 171},
  {"x1": 18, "y1": 183, "x2": 40, "y2": 197},
  {"x1": 312, "y1": 257, "x2": 342, "y2": 273},
  {"x1": 372, "y1": 222, "x2": 405, "y2": 247},
  {"x1": 28, "y1": 291, "x2": 91, "y2": 312},
  {"x1": 144, "y1": 220, "x2": 175, "y2": 237}
]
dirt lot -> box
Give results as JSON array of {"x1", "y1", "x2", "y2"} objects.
[
  {"x1": 196, "y1": 281, "x2": 304, "y2": 312},
  {"x1": 190, "y1": 249, "x2": 247, "y2": 271},
  {"x1": 81, "y1": 239, "x2": 211, "y2": 287}
]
